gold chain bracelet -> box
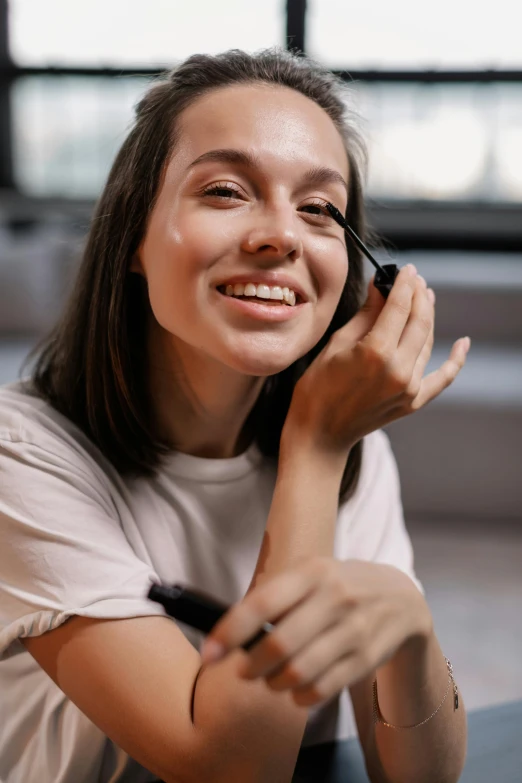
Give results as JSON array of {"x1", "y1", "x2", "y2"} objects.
[{"x1": 373, "y1": 656, "x2": 459, "y2": 729}]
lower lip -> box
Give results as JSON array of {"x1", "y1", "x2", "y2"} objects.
[{"x1": 215, "y1": 290, "x2": 305, "y2": 321}]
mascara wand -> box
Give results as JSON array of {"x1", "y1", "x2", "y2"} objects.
[{"x1": 325, "y1": 202, "x2": 400, "y2": 299}]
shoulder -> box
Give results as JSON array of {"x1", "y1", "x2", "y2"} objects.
[
  {"x1": 337, "y1": 430, "x2": 425, "y2": 595},
  {"x1": 0, "y1": 380, "x2": 120, "y2": 501},
  {"x1": 1, "y1": 379, "x2": 87, "y2": 452},
  {"x1": 356, "y1": 429, "x2": 397, "y2": 498},
  {"x1": 337, "y1": 429, "x2": 401, "y2": 530},
  {"x1": 363, "y1": 427, "x2": 393, "y2": 462}
]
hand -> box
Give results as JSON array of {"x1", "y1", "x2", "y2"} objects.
[
  {"x1": 200, "y1": 557, "x2": 432, "y2": 708},
  {"x1": 285, "y1": 265, "x2": 470, "y2": 457}
]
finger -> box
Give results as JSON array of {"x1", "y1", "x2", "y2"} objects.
[
  {"x1": 344, "y1": 275, "x2": 386, "y2": 343},
  {"x1": 410, "y1": 337, "x2": 471, "y2": 411},
  {"x1": 263, "y1": 614, "x2": 358, "y2": 691},
  {"x1": 410, "y1": 309, "x2": 435, "y2": 390},
  {"x1": 410, "y1": 288, "x2": 435, "y2": 388},
  {"x1": 397, "y1": 278, "x2": 435, "y2": 382},
  {"x1": 291, "y1": 652, "x2": 360, "y2": 706},
  {"x1": 240, "y1": 582, "x2": 349, "y2": 681},
  {"x1": 331, "y1": 275, "x2": 386, "y2": 352},
  {"x1": 369, "y1": 264, "x2": 418, "y2": 351},
  {"x1": 397, "y1": 276, "x2": 433, "y2": 363},
  {"x1": 201, "y1": 561, "x2": 320, "y2": 661},
  {"x1": 290, "y1": 612, "x2": 412, "y2": 707}
]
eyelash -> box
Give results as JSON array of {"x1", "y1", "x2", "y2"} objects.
[{"x1": 201, "y1": 183, "x2": 333, "y2": 219}]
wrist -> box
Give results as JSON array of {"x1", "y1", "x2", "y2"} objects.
[
  {"x1": 280, "y1": 419, "x2": 353, "y2": 478},
  {"x1": 277, "y1": 428, "x2": 348, "y2": 512},
  {"x1": 260, "y1": 420, "x2": 350, "y2": 569}
]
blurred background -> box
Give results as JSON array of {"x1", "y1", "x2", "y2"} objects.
[{"x1": 0, "y1": 0, "x2": 520, "y2": 713}]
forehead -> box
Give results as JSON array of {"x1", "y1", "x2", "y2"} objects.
[{"x1": 169, "y1": 83, "x2": 349, "y2": 182}]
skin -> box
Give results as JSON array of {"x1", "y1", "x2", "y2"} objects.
[{"x1": 131, "y1": 82, "x2": 351, "y2": 458}]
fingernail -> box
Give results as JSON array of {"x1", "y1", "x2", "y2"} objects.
[
  {"x1": 405, "y1": 263, "x2": 417, "y2": 275},
  {"x1": 462, "y1": 337, "x2": 471, "y2": 352},
  {"x1": 201, "y1": 640, "x2": 225, "y2": 664},
  {"x1": 428, "y1": 288, "x2": 435, "y2": 303}
]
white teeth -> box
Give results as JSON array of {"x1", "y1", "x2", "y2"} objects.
[
  {"x1": 256, "y1": 284, "x2": 271, "y2": 299},
  {"x1": 221, "y1": 282, "x2": 298, "y2": 306}
]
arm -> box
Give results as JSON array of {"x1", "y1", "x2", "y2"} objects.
[
  {"x1": 346, "y1": 432, "x2": 467, "y2": 783},
  {"x1": 18, "y1": 431, "x2": 348, "y2": 783},
  {"x1": 190, "y1": 267, "x2": 463, "y2": 778},
  {"x1": 189, "y1": 431, "x2": 349, "y2": 781},
  {"x1": 200, "y1": 265, "x2": 468, "y2": 780},
  {"x1": 364, "y1": 625, "x2": 467, "y2": 783}
]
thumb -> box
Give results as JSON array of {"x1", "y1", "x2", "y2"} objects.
[
  {"x1": 346, "y1": 276, "x2": 386, "y2": 342},
  {"x1": 361, "y1": 275, "x2": 385, "y2": 310}
]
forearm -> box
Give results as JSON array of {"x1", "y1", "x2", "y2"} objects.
[
  {"x1": 367, "y1": 625, "x2": 468, "y2": 783},
  {"x1": 248, "y1": 430, "x2": 349, "y2": 585},
  {"x1": 191, "y1": 435, "x2": 348, "y2": 782}
]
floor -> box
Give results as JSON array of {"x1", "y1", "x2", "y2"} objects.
[{"x1": 1, "y1": 339, "x2": 521, "y2": 714}]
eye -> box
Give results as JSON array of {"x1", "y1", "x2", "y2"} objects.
[
  {"x1": 202, "y1": 182, "x2": 243, "y2": 199},
  {"x1": 300, "y1": 199, "x2": 334, "y2": 220}
]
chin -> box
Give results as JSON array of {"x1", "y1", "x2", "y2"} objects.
[{"x1": 223, "y1": 347, "x2": 305, "y2": 377}]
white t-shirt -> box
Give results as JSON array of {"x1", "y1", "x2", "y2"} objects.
[{"x1": 0, "y1": 379, "x2": 424, "y2": 783}]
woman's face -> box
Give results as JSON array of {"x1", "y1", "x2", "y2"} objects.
[{"x1": 134, "y1": 82, "x2": 350, "y2": 377}]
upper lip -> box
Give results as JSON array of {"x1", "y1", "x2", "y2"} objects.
[{"x1": 215, "y1": 272, "x2": 308, "y2": 303}]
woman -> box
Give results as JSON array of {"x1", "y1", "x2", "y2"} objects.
[{"x1": 0, "y1": 48, "x2": 469, "y2": 782}]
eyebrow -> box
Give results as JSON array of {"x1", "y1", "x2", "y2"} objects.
[{"x1": 187, "y1": 148, "x2": 349, "y2": 196}]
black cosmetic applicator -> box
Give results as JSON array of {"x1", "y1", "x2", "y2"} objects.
[
  {"x1": 325, "y1": 202, "x2": 400, "y2": 299},
  {"x1": 148, "y1": 582, "x2": 275, "y2": 652}
]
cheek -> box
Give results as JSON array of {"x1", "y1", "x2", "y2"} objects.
[
  {"x1": 307, "y1": 244, "x2": 349, "y2": 337},
  {"x1": 141, "y1": 218, "x2": 219, "y2": 316},
  {"x1": 312, "y1": 237, "x2": 349, "y2": 302}
]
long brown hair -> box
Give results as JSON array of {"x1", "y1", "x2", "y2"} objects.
[{"x1": 22, "y1": 47, "x2": 373, "y2": 503}]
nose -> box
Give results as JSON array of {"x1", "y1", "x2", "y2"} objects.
[{"x1": 240, "y1": 205, "x2": 303, "y2": 261}]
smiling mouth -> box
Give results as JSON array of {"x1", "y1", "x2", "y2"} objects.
[{"x1": 216, "y1": 285, "x2": 302, "y2": 306}]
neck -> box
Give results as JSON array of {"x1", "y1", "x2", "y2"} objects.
[{"x1": 147, "y1": 322, "x2": 265, "y2": 459}]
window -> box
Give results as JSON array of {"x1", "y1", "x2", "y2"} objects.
[
  {"x1": 9, "y1": 0, "x2": 285, "y2": 66},
  {"x1": 7, "y1": 0, "x2": 522, "y2": 203},
  {"x1": 12, "y1": 76, "x2": 148, "y2": 197},
  {"x1": 307, "y1": 0, "x2": 522, "y2": 70},
  {"x1": 349, "y1": 82, "x2": 522, "y2": 202}
]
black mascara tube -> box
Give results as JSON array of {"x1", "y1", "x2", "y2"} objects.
[{"x1": 148, "y1": 582, "x2": 275, "y2": 652}]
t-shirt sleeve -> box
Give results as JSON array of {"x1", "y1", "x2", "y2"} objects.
[
  {"x1": 338, "y1": 429, "x2": 425, "y2": 597},
  {"x1": 0, "y1": 433, "x2": 165, "y2": 661}
]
